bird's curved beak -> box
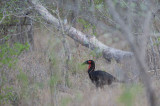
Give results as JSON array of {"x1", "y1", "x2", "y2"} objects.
[{"x1": 82, "y1": 61, "x2": 87, "y2": 65}]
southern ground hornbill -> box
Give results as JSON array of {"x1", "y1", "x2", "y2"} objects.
[{"x1": 83, "y1": 60, "x2": 121, "y2": 88}]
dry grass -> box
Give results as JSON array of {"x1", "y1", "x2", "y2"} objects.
[{"x1": 2, "y1": 27, "x2": 160, "y2": 106}]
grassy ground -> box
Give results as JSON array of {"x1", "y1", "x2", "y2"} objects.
[{"x1": 1, "y1": 27, "x2": 160, "y2": 106}]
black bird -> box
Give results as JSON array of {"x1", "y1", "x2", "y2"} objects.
[{"x1": 83, "y1": 60, "x2": 119, "y2": 88}]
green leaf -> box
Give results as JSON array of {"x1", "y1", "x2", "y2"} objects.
[{"x1": 95, "y1": 4, "x2": 103, "y2": 10}]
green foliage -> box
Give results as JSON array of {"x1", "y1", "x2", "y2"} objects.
[
  {"x1": 60, "y1": 97, "x2": 72, "y2": 106},
  {"x1": 77, "y1": 18, "x2": 97, "y2": 36},
  {"x1": 16, "y1": 69, "x2": 40, "y2": 105},
  {"x1": 0, "y1": 13, "x2": 20, "y2": 24},
  {"x1": 157, "y1": 37, "x2": 160, "y2": 41},
  {"x1": 68, "y1": 58, "x2": 86, "y2": 74},
  {"x1": 77, "y1": 18, "x2": 91, "y2": 29},
  {"x1": 48, "y1": 51, "x2": 58, "y2": 66},
  {"x1": 0, "y1": 42, "x2": 29, "y2": 105},
  {"x1": 118, "y1": 84, "x2": 142, "y2": 106},
  {"x1": 113, "y1": 0, "x2": 118, "y2": 5},
  {"x1": 120, "y1": 1, "x2": 127, "y2": 8},
  {"x1": 140, "y1": 3, "x2": 147, "y2": 11},
  {"x1": 17, "y1": 70, "x2": 29, "y2": 87},
  {"x1": 94, "y1": 0, "x2": 104, "y2": 10},
  {"x1": 48, "y1": 48, "x2": 62, "y2": 90},
  {"x1": 16, "y1": 69, "x2": 30, "y2": 102},
  {"x1": 0, "y1": 42, "x2": 29, "y2": 68},
  {"x1": 89, "y1": 48, "x2": 102, "y2": 58},
  {"x1": 154, "y1": 37, "x2": 160, "y2": 45},
  {"x1": 151, "y1": 37, "x2": 160, "y2": 46},
  {"x1": 49, "y1": 75, "x2": 59, "y2": 88},
  {"x1": 0, "y1": 0, "x2": 28, "y2": 25},
  {"x1": 130, "y1": 2, "x2": 136, "y2": 9},
  {"x1": 95, "y1": 3, "x2": 103, "y2": 10},
  {"x1": 66, "y1": 74, "x2": 72, "y2": 88},
  {"x1": 0, "y1": 86, "x2": 14, "y2": 104},
  {"x1": 94, "y1": 0, "x2": 104, "y2": 5},
  {"x1": 0, "y1": 0, "x2": 27, "y2": 13},
  {"x1": 75, "y1": 91, "x2": 83, "y2": 102},
  {"x1": 112, "y1": 0, "x2": 137, "y2": 9},
  {"x1": 36, "y1": 82, "x2": 44, "y2": 89}
]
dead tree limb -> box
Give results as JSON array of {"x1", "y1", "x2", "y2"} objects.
[
  {"x1": 55, "y1": 3, "x2": 71, "y2": 87},
  {"x1": 106, "y1": 0, "x2": 156, "y2": 105},
  {"x1": 27, "y1": 0, "x2": 133, "y2": 62}
]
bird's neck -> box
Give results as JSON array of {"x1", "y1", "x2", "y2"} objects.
[{"x1": 88, "y1": 64, "x2": 95, "y2": 73}]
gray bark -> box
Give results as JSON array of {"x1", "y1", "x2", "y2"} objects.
[{"x1": 28, "y1": 0, "x2": 133, "y2": 62}]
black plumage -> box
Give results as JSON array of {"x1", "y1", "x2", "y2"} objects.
[{"x1": 83, "y1": 60, "x2": 118, "y2": 88}]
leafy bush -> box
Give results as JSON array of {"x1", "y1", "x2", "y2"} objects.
[
  {"x1": 0, "y1": 42, "x2": 29, "y2": 68},
  {"x1": 0, "y1": 42, "x2": 29, "y2": 105}
]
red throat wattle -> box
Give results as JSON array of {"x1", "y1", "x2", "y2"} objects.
[
  {"x1": 88, "y1": 61, "x2": 91, "y2": 69},
  {"x1": 88, "y1": 64, "x2": 91, "y2": 69}
]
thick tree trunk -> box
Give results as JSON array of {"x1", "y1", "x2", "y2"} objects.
[{"x1": 28, "y1": 0, "x2": 133, "y2": 62}]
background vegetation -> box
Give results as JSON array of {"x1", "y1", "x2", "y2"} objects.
[{"x1": 0, "y1": 0, "x2": 160, "y2": 106}]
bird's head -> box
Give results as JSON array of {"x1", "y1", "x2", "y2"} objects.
[
  {"x1": 82, "y1": 60, "x2": 95, "y2": 65},
  {"x1": 82, "y1": 60, "x2": 95, "y2": 71}
]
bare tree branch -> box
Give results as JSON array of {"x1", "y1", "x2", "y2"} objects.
[
  {"x1": 0, "y1": 16, "x2": 6, "y2": 25},
  {"x1": 27, "y1": 0, "x2": 133, "y2": 62},
  {"x1": 0, "y1": 10, "x2": 7, "y2": 25},
  {"x1": 105, "y1": 0, "x2": 156, "y2": 105},
  {"x1": 55, "y1": 2, "x2": 71, "y2": 87}
]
